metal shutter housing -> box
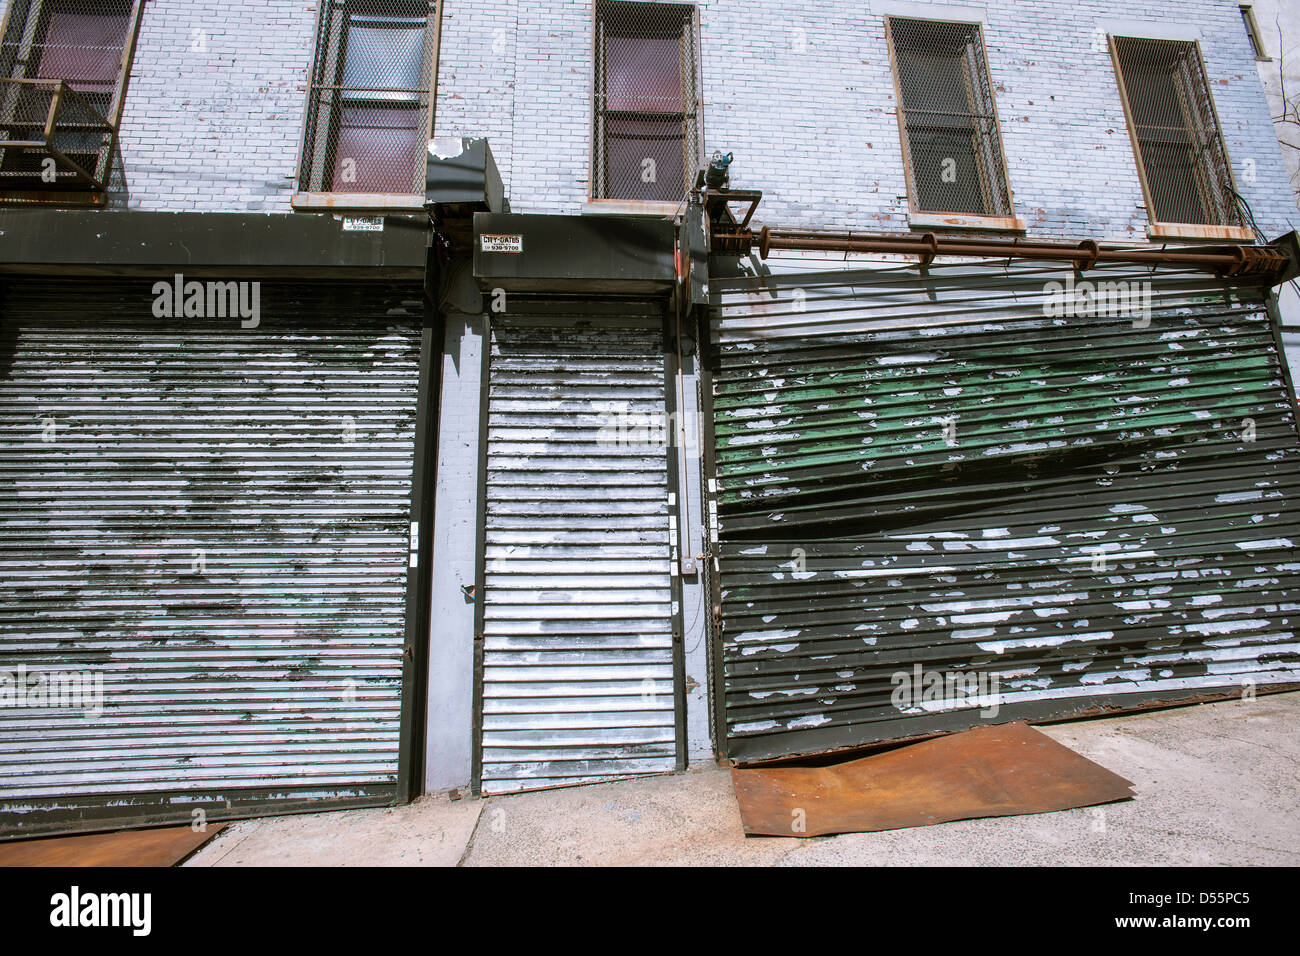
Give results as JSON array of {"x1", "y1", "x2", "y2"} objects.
[
  {"x1": 477, "y1": 302, "x2": 683, "y2": 794},
  {"x1": 707, "y1": 254, "x2": 1300, "y2": 763},
  {"x1": 0, "y1": 278, "x2": 424, "y2": 836}
]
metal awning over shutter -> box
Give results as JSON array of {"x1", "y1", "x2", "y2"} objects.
[
  {"x1": 706, "y1": 254, "x2": 1300, "y2": 763},
  {"x1": 475, "y1": 300, "x2": 684, "y2": 794},
  {"x1": 0, "y1": 278, "x2": 424, "y2": 836}
]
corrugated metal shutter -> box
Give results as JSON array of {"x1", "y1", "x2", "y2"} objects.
[
  {"x1": 708, "y1": 254, "x2": 1300, "y2": 763},
  {"x1": 478, "y1": 304, "x2": 682, "y2": 793},
  {"x1": 0, "y1": 278, "x2": 423, "y2": 835}
]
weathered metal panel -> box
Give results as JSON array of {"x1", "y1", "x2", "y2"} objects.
[
  {"x1": 479, "y1": 304, "x2": 679, "y2": 793},
  {"x1": 731, "y1": 722, "x2": 1135, "y2": 836},
  {"x1": 0, "y1": 209, "x2": 429, "y2": 277},
  {"x1": 709, "y1": 253, "x2": 1300, "y2": 762},
  {"x1": 472, "y1": 213, "x2": 677, "y2": 294},
  {"x1": 0, "y1": 279, "x2": 422, "y2": 833}
]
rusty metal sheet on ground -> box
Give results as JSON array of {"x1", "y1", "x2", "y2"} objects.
[
  {"x1": 0, "y1": 824, "x2": 226, "y2": 867},
  {"x1": 731, "y1": 722, "x2": 1134, "y2": 837}
]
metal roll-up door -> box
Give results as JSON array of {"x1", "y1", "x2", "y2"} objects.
[
  {"x1": 477, "y1": 302, "x2": 683, "y2": 794},
  {"x1": 0, "y1": 278, "x2": 424, "y2": 836},
  {"x1": 707, "y1": 254, "x2": 1300, "y2": 763}
]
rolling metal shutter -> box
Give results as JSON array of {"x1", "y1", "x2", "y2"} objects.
[
  {"x1": 708, "y1": 254, "x2": 1300, "y2": 763},
  {"x1": 477, "y1": 303, "x2": 683, "y2": 794},
  {"x1": 0, "y1": 278, "x2": 424, "y2": 836}
]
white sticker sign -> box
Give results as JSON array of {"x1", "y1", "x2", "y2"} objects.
[
  {"x1": 342, "y1": 217, "x2": 384, "y2": 232},
  {"x1": 480, "y1": 233, "x2": 523, "y2": 253}
]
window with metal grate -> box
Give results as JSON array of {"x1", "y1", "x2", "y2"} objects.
[
  {"x1": 592, "y1": 0, "x2": 699, "y2": 204},
  {"x1": 0, "y1": 0, "x2": 140, "y2": 195},
  {"x1": 886, "y1": 16, "x2": 1013, "y2": 219},
  {"x1": 299, "y1": 0, "x2": 437, "y2": 198},
  {"x1": 1111, "y1": 36, "x2": 1243, "y2": 228}
]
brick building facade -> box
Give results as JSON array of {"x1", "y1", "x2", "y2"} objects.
[{"x1": 3, "y1": 0, "x2": 1299, "y2": 832}]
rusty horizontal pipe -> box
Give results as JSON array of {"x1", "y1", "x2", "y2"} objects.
[
  {"x1": 725, "y1": 226, "x2": 1290, "y2": 280},
  {"x1": 769, "y1": 233, "x2": 1273, "y2": 269}
]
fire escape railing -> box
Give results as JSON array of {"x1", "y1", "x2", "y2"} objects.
[{"x1": 0, "y1": 78, "x2": 117, "y2": 193}]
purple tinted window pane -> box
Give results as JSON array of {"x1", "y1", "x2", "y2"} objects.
[
  {"x1": 606, "y1": 34, "x2": 681, "y2": 112},
  {"x1": 36, "y1": 2, "x2": 130, "y2": 95},
  {"x1": 605, "y1": 116, "x2": 684, "y2": 201},
  {"x1": 332, "y1": 105, "x2": 422, "y2": 193}
]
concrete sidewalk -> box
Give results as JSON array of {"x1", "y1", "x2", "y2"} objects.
[{"x1": 185, "y1": 691, "x2": 1300, "y2": 866}]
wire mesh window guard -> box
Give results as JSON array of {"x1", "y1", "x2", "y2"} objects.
[
  {"x1": 1111, "y1": 36, "x2": 1242, "y2": 227},
  {"x1": 887, "y1": 16, "x2": 1013, "y2": 218},
  {"x1": 593, "y1": 1, "x2": 699, "y2": 203},
  {"x1": 299, "y1": 0, "x2": 436, "y2": 196},
  {"x1": 0, "y1": 0, "x2": 135, "y2": 193}
]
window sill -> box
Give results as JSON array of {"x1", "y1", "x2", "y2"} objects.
[
  {"x1": 908, "y1": 211, "x2": 1026, "y2": 232},
  {"x1": 292, "y1": 192, "x2": 425, "y2": 213},
  {"x1": 0, "y1": 191, "x2": 107, "y2": 207},
  {"x1": 1147, "y1": 223, "x2": 1257, "y2": 242},
  {"x1": 581, "y1": 200, "x2": 680, "y2": 218}
]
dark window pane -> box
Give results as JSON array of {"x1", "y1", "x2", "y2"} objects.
[
  {"x1": 1113, "y1": 37, "x2": 1237, "y2": 226},
  {"x1": 606, "y1": 34, "x2": 681, "y2": 112},
  {"x1": 889, "y1": 17, "x2": 1011, "y2": 217},
  {"x1": 907, "y1": 125, "x2": 986, "y2": 215},
  {"x1": 299, "y1": 1, "x2": 432, "y2": 194},
  {"x1": 594, "y1": 1, "x2": 695, "y2": 201},
  {"x1": 1141, "y1": 141, "x2": 1210, "y2": 224},
  {"x1": 332, "y1": 105, "x2": 422, "y2": 193},
  {"x1": 35, "y1": 0, "x2": 131, "y2": 99},
  {"x1": 895, "y1": 47, "x2": 973, "y2": 118},
  {"x1": 604, "y1": 116, "x2": 684, "y2": 202}
]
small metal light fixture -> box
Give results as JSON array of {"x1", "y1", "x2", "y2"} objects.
[{"x1": 700, "y1": 150, "x2": 733, "y2": 190}]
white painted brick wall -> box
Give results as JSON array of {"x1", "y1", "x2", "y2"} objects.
[
  {"x1": 111, "y1": 1, "x2": 316, "y2": 212},
  {"x1": 7, "y1": 0, "x2": 1289, "y2": 234},
  {"x1": 437, "y1": 0, "x2": 1300, "y2": 239}
]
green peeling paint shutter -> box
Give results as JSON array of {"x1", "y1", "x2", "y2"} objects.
[{"x1": 707, "y1": 256, "x2": 1300, "y2": 762}]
